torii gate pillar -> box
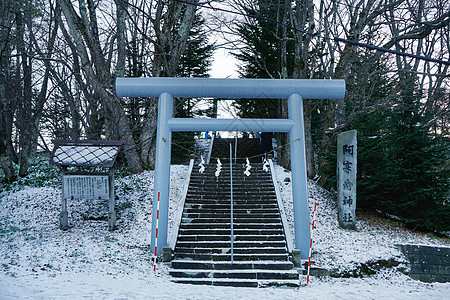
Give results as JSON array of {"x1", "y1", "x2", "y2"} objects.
[{"x1": 116, "y1": 77, "x2": 345, "y2": 259}]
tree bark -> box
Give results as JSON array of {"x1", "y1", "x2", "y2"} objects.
[{"x1": 58, "y1": 0, "x2": 143, "y2": 173}]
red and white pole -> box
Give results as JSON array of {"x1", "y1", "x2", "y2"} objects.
[
  {"x1": 307, "y1": 201, "x2": 317, "y2": 284},
  {"x1": 153, "y1": 191, "x2": 161, "y2": 272}
]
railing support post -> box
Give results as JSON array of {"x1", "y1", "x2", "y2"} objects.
[{"x1": 230, "y1": 143, "x2": 234, "y2": 264}]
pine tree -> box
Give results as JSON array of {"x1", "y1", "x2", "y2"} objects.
[
  {"x1": 233, "y1": 2, "x2": 295, "y2": 120},
  {"x1": 373, "y1": 74, "x2": 449, "y2": 231}
]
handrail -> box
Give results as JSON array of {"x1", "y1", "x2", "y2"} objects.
[
  {"x1": 168, "y1": 159, "x2": 195, "y2": 250},
  {"x1": 206, "y1": 134, "x2": 214, "y2": 164},
  {"x1": 234, "y1": 132, "x2": 237, "y2": 164},
  {"x1": 268, "y1": 159, "x2": 294, "y2": 253},
  {"x1": 229, "y1": 143, "x2": 234, "y2": 264}
]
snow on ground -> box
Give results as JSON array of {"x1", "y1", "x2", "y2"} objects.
[
  {"x1": 273, "y1": 165, "x2": 449, "y2": 272},
  {"x1": 1, "y1": 163, "x2": 449, "y2": 299}
]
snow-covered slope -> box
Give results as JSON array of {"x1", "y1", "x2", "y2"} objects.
[
  {"x1": 274, "y1": 165, "x2": 448, "y2": 272},
  {"x1": 0, "y1": 164, "x2": 448, "y2": 299}
]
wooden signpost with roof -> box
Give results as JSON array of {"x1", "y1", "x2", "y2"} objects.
[{"x1": 50, "y1": 140, "x2": 125, "y2": 231}]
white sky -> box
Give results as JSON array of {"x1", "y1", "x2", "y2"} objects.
[{"x1": 210, "y1": 48, "x2": 239, "y2": 79}]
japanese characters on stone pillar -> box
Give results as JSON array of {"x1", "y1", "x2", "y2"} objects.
[{"x1": 337, "y1": 130, "x2": 357, "y2": 229}]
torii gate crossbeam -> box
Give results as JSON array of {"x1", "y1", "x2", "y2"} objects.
[{"x1": 116, "y1": 77, "x2": 345, "y2": 259}]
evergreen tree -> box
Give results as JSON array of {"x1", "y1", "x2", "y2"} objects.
[
  {"x1": 371, "y1": 74, "x2": 449, "y2": 231},
  {"x1": 233, "y1": 2, "x2": 295, "y2": 120},
  {"x1": 319, "y1": 59, "x2": 449, "y2": 232}
]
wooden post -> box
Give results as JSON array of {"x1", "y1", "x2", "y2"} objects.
[
  {"x1": 60, "y1": 167, "x2": 69, "y2": 230},
  {"x1": 108, "y1": 167, "x2": 116, "y2": 231}
]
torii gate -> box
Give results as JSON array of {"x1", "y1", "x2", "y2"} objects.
[{"x1": 116, "y1": 77, "x2": 345, "y2": 259}]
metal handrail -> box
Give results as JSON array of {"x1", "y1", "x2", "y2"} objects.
[
  {"x1": 229, "y1": 143, "x2": 234, "y2": 264},
  {"x1": 268, "y1": 159, "x2": 294, "y2": 253},
  {"x1": 168, "y1": 159, "x2": 195, "y2": 250},
  {"x1": 234, "y1": 132, "x2": 237, "y2": 164},
  {"x1": 206, "y1": 134, "x2": 214, "y2": 164}
]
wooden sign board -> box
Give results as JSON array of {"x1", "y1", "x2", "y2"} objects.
[{"x1": 63, "y1": 175, "x2": 109, "y2": 200}]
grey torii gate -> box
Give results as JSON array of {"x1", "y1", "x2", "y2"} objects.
[{"x1": 116, "y1": 77, "x2": 345, "y2": 259}]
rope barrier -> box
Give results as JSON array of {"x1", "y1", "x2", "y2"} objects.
[{"x1": 169, "y1": 137, "x2": 300, "y2": 162}]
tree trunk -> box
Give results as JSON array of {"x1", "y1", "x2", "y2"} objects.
[
  {"x1": 0, "y1": 71, "x2": 16, "y2": 182},
  {"x1": 58, "y1": 0, "x2": 143, "y2": 173},
  {"x1": 15, "y1": 0, "x2": 33, "y2": 177}
]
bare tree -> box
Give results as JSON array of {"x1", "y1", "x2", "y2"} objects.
[
  {"x1": 56, "y1": 0, "x2": 144, "y2": 172},
  {"x1": 0, "y1": 0, "x2": 17, "y2": 181},
  {"x1": 0, "y1": 0, "x2": 59, "y2": 178}
]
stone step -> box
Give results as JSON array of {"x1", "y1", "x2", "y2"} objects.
[
  {"x1": 178, "y1": 228, "x2": 283, "y2": 236},
  {"x1": 187, "y1": 186, "x2": 275, "y2": 192},
  {"x1": 184, "y1": 203, "x2": 279, "y2": 210},
  {"x1": 177, "y1": 234, "x2": 285, "y2": 242},
  {"x1": 190, "y1": 173, "x2": 271, "y2": 178},
  {"x1": 179, "y1": 223, "x2": 283, "y2": 230},
  {"x1": 173, "y1": 253, "x2": 289, "y2": 262},
  {"x1": 183, "y1": 208, "x2": 278, "y2": 214},
  {"x1": 186, "y1": 191, "x2": 275, "y2": 196},
  {"x1": 191, "y1": 173, "x2": 271, "y2": 177},
  {"x1": 192, "y1": 176, "x2": 269, "y2": 180},
  {"x1": 171, "y1": 260, "x2": 294, "y2": 270},
  {"x1": 171, "y1": 278, "x2": 300, "y2": 288},
  {"x1": 181, "y1": 217, "x2": 281, "y2": 224},
  {"x1": 174, "y1": 247, "x2": 288, "y2": 255},
  {"x1": 170, "y1": 269, "x2": 298, "y2": 280},
  {"x1": 191, "y1": 168, "x2": 270, "y2": 173},
  {"x1": 185, "y1": 197, "x2": 277, "y2": 202},
  {"x1": 175, "y1": 241, "x2": 286, "y2": 249},
  {"x1": 182, "y1": 213, "x2": 281, "y2": 219},
  {"x1": 186, "y1": 193, "x2": 276, "y2": 198},
  {"x1": 186, "y1": 193, "x2": 276, "y2": 197},
  {"x1": 184, "y1": 199, "x2": 278, "y2": 205},
  {"x1": 188, "y1": 181, "x2": 273, "y2": 187}
]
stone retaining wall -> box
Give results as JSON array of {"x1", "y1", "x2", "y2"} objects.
[{"x1": 396, "y1": 244, "x2": 450, "y2": 283}]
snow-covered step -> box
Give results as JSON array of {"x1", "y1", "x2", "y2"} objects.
[
  {"x1": 177, "y1": 234, "x2": 286, "y2": 242},
  {"x1": 178, "y1": 228, "x2": 283, "y2": 235},
  {"x1": 171, "y1": 260, "x2": 294, "y2": 270},
  {"x1": 174, "y1": 240, "x2": 286, "y2": 248},
  {"x1": 185, "y1": 196, "x2": 277, "y2": 202},
  {"x1": 187, "y1": 187, "x2": 275, "y2": 193},
  {"x1": 184, "y1": 203, "x2": 279, "y2": 210},
  {"x1": 183, "y1": 208, "x2": 278, "y2": 214},
  {"x1": 171, "y1": 277, "x2": 300, "y2": 288},
  {"x1": 171, "y1": 278, "x2": 300, "y2": 288},
  {"x1": 174, "y1": 247, "x2": 288, "y2": 255},
  {"x1": 182, "y1": 213, "x2": 281, "y2": 219},
  {"x1": 179, "y1": 223, "x2": 283, "y2": 229},
  {"x1": 183, "y1": 200, "x2": 278, "y2": 206},
  {"x1": 181, "y1": 217, "x2": 281, "y2": 224},
  {"x1": 169, "y1": 269, "x2": 299, "y2": 280},
  {"x1": 173, "y1": 253, "x2": 289, "y2": 262}
]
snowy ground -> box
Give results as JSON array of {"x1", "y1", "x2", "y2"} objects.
[{"x1": 1, "y1": 162, "x2": 449, "y2": 299}]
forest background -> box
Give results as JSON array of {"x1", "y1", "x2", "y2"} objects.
[{"x1": 0, "y1": 0, "x2": 448, "y2": 232}]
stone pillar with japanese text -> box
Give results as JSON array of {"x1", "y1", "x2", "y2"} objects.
[{"x1": 337, "y1": 130, "x2": 357, "y2": 229}]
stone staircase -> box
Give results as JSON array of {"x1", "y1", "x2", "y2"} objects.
[
  {"x1": 169, "y1": 162, "x2": 299, "y2": 287},
  {"x1": 210, "y1": 137, "x2": 262, "y2": 163}
]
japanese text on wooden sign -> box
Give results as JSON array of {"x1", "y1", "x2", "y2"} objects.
[
  {"x1": 63, "y1": 175, "x2": 109, "y2": 200},
  {"x1": 337, "y1": 130, "x2": 357, "y2": 229}
]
